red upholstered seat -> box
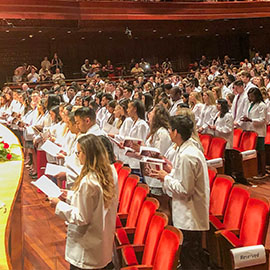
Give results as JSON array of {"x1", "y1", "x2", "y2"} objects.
[
  {"x1": 210, "y1": 185, "x2": 249, "y2": 230},
  {"x1": 218, "y1": 197, "x2": 270, "y2": 269},
  {"x1": 118, "y1": 166, "x2": 131, "y2": 201},
  {"x1": 118, "y1": 175, "x2": 139, "y2": 215},
  {"x1": 208, "y1": 168, "x2": 217, "y2": 191},
  {"x1": 209, "y1": 175, "x2": 234, "y2": 216},
  {"x1": 116, "y1": 198, "x2": 159, "y2": 246},
  {"x1": 233, "y1": 128, "x2": 243, "y2": 149},
  {"x1": 199, "y1": 134, "x2": 212, "y2": 156},
  {"x1": 117, "y1": 184, "x2": 149, "y2": 228},
  {"x1": 121, "y1": 226, "x2": 183, "y2": 270},
  {"x1": 265, "y1": 125, "x2": 270, "y2": 144},
  {"x1": 234, "y1": 131, "x2": 258, "y2": 152},
  {"x1": 206, "y1": 137, "x2": 227, "y2": 160},
  {"x1": 114, "y1": 160, "x2": 124, "y2": 174},
  {"x1": 121, "y1": 213, "x2": 168, "y2": 266}
]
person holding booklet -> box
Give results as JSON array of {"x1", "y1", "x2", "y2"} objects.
[
  {"x1": 49, "y1": 134, "x2": 118, "y2": 270},
  {"x1": 151, "y1": 115, "x2": 210, "y2": 270}
]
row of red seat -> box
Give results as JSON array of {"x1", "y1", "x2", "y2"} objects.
[
  {"x1": 207, "y1": 168, "x2": 270, "y2": 270},
  {"x1": 200, "y1": 129, "x2": 258, "y2": 178},
  {"x1": 113, "y1": 162, "x2": 182, "y2": 270}
]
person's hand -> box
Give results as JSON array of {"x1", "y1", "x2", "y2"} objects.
[
  {"x1": 162, "y1": 157, "x2": 173, "y2": 173},
  {"x1": 150, "y1": 169, "x2": 168, "y2": 182},
  {"x1": 108, "y1": 133, "x2": 114, "y2": 138},
  {"x1": 55, "y1": 172, "x2": 66, "y2": 182},
  {"x1": 119, "y1": 141, "x2": 125, "y2": 149},
  {"x1": 241, "y1": 116, "x2": 252, "y2": 122},
  {"x1": 60, "y1": 189, "x2": 68, "y2": 201},
  {"x1": 208, "y1": 125, "x2": 216, "y2": 130},
  {"x1": 48, "y1": 197, "x2": 60, "y2": 207},
  {"x1": 197, "y1": 127, "x2": 203, "y2": 133}
]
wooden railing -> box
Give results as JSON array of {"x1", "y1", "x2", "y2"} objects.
[{"x1": 0, "y1": 0, "x2": 270, "y2": 20}]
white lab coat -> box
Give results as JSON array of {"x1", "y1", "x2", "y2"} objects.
[
  {"x1": 55, "y1": 167, "x2": 118, "y2": 269},
  {"x1": 192, "y1": 103, "x2": 204, "y2": 126},
  {"x1": 169, "y1": 99, "x2": 182, "y2": 116},
  {"x1": 221, "y1": 85, "x2": 232, "y2": 99},
  {"x1": 214, "y1": 112, "x2": 234, "y2": 149},
  {"x1": 163, "y1": 139, "x2": 210, "y2": 231},
  {"x1": 197, "y1": 104, "x2": 217, "y2": 135},
  {"x1": 231, "y1": 92, "x2": 249, "y2": 129},
  {"x1": 144, "y1": 127, "x2": 172, "y2": 188},
  {"x1": 245, "y1": 102, "x2": 267, "y2": 137}
]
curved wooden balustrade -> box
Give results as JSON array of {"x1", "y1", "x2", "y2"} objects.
[
  {"x1": 0, "y1": 124, "x2": 23, "y2": 270},
  {"x1": 0, "y1": 0, "x2": 269, "y2": 20}
]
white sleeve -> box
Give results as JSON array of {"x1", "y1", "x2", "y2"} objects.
[
  {"x1": 55, "y1": 181, "x2": 98, "y2": 226},
  {"x1": 216, "y1": 113, "x2": 234, "y2": 134},
  {"x1": 163, "y1": 155, "x2": 196, "y2": 199}
]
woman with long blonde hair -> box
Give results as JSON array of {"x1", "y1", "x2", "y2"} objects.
[{"x1": 49, "y1": 134, "x2": 118, "y2": 270}]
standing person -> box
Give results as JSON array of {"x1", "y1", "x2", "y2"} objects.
[
  {"x1": 242, "y1": 87, "x2": 268, "y2": 179},
  {"x1": 169, "y1": 86, "x2": 182, "y2": 116},
  {"x1": 208, "y1": 99, "x2": 234, "y2": 149},
  {"x1": 189, "y1": 91, "x2": 203, "y2": 126},
  {"x1": 152, "y1": 115, "x2": 209, "y2": 270},
  {"x1": 49, "y1": 134, "x2": 118, "y2": 270},
  {"x1": 51, "y1": 53, "x2": 63, "y2": 73}
]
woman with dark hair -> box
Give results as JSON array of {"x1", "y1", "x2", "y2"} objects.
[
  {"x1": 208, "y1": 99, "x2": 234, "y2": 149},
  {"x1": 242, "y1": 87, "x2": 267, "y2": 178},
  {"x1": 142, "y1": 92, "x2": 154, "y2": 114}
]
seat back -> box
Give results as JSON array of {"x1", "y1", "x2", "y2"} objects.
[
  {"x1": 240, "y1": 197, "x2": 269, "y2": 246},
  {"x1": 152, "y1": 226, "x2": 183, "y2": 270},
  {"x1": 265, "y1": 125, "x2": 270, "y2": 144},
  {"x1": 208, "y1": 167, "x2": 217, "y2": 190},
  {"x1": 210, "y1": 175, "x2": 234, "y2": 216},
  {"x1": 114, "y1": 160, "x2": 123, "y2": 174},
  {"x1": 207, "y1": 137, "x2": 227, "y2": 160},
  {"x1": 199, "y1": 134, "x2": 212, "y2": 156},
  {"x1": 222, "y1": 185, "x2": 250, "y2": 230},
  {"x1": 118, "y1": 175, "x2": 139, "y2": 214},
  {"x1": 238, "y1": 131, "x2": 258, "y2": 151},
  {"x1": 233, "y1": 128, "x2": 243, "y2": 149},
  {"x1": 117, "y1": 166, "x2": 131, "y2": 201},
  {"x1": 133, "y1": 198, "x2": 159, "y2": 245},
  {"x1": 126, "y1": 184, "x2": 149, "y2": 227},
  {"x1": 142, "y1": 212, "x2": 168, "y2": 265}
]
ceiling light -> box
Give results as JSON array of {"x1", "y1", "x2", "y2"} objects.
[
  {"x1": 51, "y1": 37, "x2": 55, "y2": 40},
  {"x1": 168, "y1": 33, "x2": 172, "y2": 36},
  {"x1": 260, "y1": 25, "x2": 264, "y2": 29},
  {"x1": 232, "y1": 27, "x2": 235, "y2": 31},
  {"x1": 81, "y1": 37, "x2": 85, "y2": 40},
  {"x1": 29, "y1": 34, "x2": 33, "y2": 38},
  {"x1": 38, "y1": 30, "x2": 42, "y2": 33},
  {"x1": 160, "y1": 36, "x2": 163, "y2": 39},
  {"x1": 98, "y1": 30, "x2": 102, "y2": 33},
  {"x1": 109, "y1": 37, "x2": 113, "y2": 40},
  {"x1": 67, "y1": 30, "x2": 71, "y2": 34},
  {"x1": 215, "y1": 33, "x2": 219, "y2": 36},
  {"x1": 153, "y1": 29, "x2": 157, "y2": 32},
  {"x1": 186, "y1": 35, "x2": 191, "y2": 38},
  {"x1": 205, "y1": 28, "x2": 208, "y2": 32},
  {"x1": 5, "y1": 30, "x2": 9, "y2": 33}
]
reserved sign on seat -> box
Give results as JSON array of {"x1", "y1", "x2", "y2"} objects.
[{"x1": 231, "y1": 245, "x2": 266, "y2": 269}]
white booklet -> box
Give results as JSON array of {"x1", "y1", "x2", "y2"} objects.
[
  {"x1": 41, "y1": 140, "x2": 62, "y2": 157},
  {"x1": 31, "y1": 175, "x2": 62, "y2": 197},
  {"x1": 45, "y1": 163, "x2": 67, "y2": 176}
]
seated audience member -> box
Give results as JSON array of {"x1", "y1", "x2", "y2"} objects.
[
  {"x1": 49, "y1": 134, "x2": 118, "y2": 270},
  {"x1": 131, "y1": 63, "x2": 144, "y2": 77},
  {"x1": 27, "y1": 68, "x2": 40, "y2": 83},
  {"x1": 81, "y1": 59, "x2": 91, "y2": 76},
  {"x1": 41, "y1": 56, "x2": 51, "y2": 70},
  {"x1": 52, "y1": 68, "x2": 65, "y2": 83},
  {"x1": 152, "y1": 115, "x2": 209, "y2": 270},
  {"x1": 208, "y1": 99, "x2": 234, "y2": 149}
]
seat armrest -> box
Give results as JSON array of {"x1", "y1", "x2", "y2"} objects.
[
  {"x1": 118, "y1": 213, "x2": 128, "y2": 220},
  {"x1": 124, "y1": 227, "x2": 136, "y2": 234}
]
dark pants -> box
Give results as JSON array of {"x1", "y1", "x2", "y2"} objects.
[
  {"x1": 180, "y1": 230, "x2": 207, "y2": 270},
  {"x1": 70, "y1": 262, "x2": 114, "y2": 270}
]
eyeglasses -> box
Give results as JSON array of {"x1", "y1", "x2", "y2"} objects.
[{"x1": 75, "y1": 150, "x2": 81, "y2": 157}]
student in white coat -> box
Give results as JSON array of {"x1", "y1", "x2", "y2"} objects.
[
  {"x1": 231, "y1": 80, "x2": 250, "y2": 129},
  {"x1": 242, "y1": 87, "x2": 268, "y2": 179},
  {"x1": 125, "y1": 99, "x2": 149, "y2": 174},
  {"x1": 208, "y1": 99, "x2": 234, "y2": 149},
  {"x1": 49, "y1": 134, "x2": 118, "y2": 270},
  {"x1": 197, "y1": 90, "x2": 217, "y2": 135},
  {"x1": 152, "y1": 115, "x2": 209, "y2": 270},
  {"x1": 189, "y1": 91, "x2": 203, "y2": 126}
]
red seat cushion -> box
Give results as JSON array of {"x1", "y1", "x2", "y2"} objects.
[
  {"x1": 220, "y1": 230, "x2": 243, "y2": 248},
  {"x1": 116, "y1": 216, "x2": 123, "y2": 228},
  {"x1": 122, "y1": 246, "x2": 139, "y2": 265},
  {"x1": 209, "y1": 215, "x2": 225, "y2": 230},
  {"x1": 116, "y1": 228, "x2": 130, "y2": 245}
]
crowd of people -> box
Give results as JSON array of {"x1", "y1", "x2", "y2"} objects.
[{"x1": 1, "y1": 51, "x2": 270, "y2": 270}]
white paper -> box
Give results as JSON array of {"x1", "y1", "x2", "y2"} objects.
[
  {"x1": 103, "y1": 122, "x2": 119, "y2": 135},
  {"x1": 141, "y1": 156, "x2": 166, "y2": 163},
  {"x1": 31, "y1": 175, "x2": 62, "y2": 197},
  {"x1": 41, "y1": 140, "x2": 62, "y2": 157},
  {"x1": 231, "y1": 245, "x2": 266, "y2": 269},
  {"x1": 45, "y1": 163, "x2": 67, "y2": 176}
]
